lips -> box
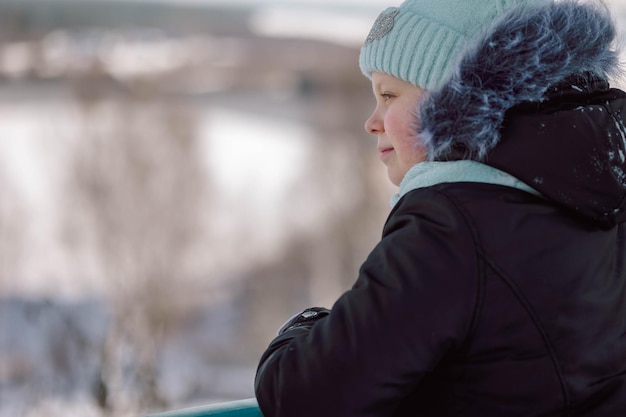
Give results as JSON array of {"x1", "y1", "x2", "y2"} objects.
[{"x1": 378, "y1": 146, "x2": 394, "y2": 160}]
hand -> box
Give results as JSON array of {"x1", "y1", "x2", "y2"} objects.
[{"x1": 277, "y1": 307, "x2": 330, "y2": 335}]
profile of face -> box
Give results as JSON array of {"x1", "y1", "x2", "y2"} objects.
[{"x1": 364, "y1": 72, "x2": 428, "y2": 186}]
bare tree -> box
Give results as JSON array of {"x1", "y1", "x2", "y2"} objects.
[
  {"x1": 237, "y1": 71, "x2": 392, "y2": 355},
  {"x1": 62, "y1": 74, "x2": 207, "y2": 413},
  {"x1": 285, "y1": 73, "x2": 390, "y2": 305},
  {"x1": 0, "y1": 166, "x2": 26, "y2": 296}
]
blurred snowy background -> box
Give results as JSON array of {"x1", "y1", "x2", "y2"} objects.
[{"x1": 0, "y1": 0, "x2": 625, "y2": 416}]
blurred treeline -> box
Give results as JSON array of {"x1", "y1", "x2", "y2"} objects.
[{"x1": 0, "y1": 1, "x2": 392, "y2": 416}]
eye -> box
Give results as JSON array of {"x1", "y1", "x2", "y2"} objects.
[{"x1": 381, "y1": 92, "x2": 395, "y2": 102}]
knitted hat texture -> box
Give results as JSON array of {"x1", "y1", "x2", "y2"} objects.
[{"x1": 360, "y1": 0, "x2": 552, "y2": 90}]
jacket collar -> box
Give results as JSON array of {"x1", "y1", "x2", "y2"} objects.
[{"x1": 391, "y1": 161, "x2": 541, "y2": 208}]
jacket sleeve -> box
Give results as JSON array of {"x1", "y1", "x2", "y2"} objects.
[{"x1": 254, "y1": 189, "x2": 480, "y2": 417}]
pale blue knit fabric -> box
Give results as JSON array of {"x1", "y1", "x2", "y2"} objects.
[
  {"x1": 390, "y1": 161, "x2": 542, "y2": 207},
  {"x1": 360, "y1": 0, "x2": 551, "y2": 90}
]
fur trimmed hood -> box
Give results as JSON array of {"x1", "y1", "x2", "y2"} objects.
[
  {"x1": 420, "y1": 0, "x2": 621, "y2": 161},
  {"x1": 417, "y1": 0, "x2": 626, "y2": 228}
]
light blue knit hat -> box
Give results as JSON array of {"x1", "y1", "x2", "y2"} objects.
[{"x1": 360, "y1": 0, "x2": 552, "y2": 90}]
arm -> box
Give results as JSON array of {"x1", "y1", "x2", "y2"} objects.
[{"x1": 255, "y1": 190, "x2": 480, "y2": 417}]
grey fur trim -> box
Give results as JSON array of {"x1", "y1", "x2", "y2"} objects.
[{"x1": 419, "y1": 0, "x2": 622, "y2": 161}]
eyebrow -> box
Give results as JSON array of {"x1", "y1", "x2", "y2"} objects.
[{"x1": 373, "y1": 80, "x2": 391, "y2": 92}]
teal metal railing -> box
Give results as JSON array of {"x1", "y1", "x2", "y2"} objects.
[{"x1": 145, "y1": 398, "x2": 262, "y2": 417}]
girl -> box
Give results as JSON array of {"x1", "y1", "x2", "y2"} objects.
[{"x1": 255, "y1": 1, "x2": 626, "y2": 415}]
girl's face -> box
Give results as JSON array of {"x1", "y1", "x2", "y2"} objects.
[{"x1": 364, "y1": 72, "x2": 428, "y2": 186}]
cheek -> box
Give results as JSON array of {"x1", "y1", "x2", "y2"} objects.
[
  {"x1": 398, "y1": 139, "x2": 427, "y2": 167},
  {"x1": 388, "y1": 111, "x2": 427, "y2": 164},
  {"x1": 386, "y1": 111, "x2": 415, "y2": 142},
  {"x1": 387, "y1": 110, "x2": 420, "y2": 150}
]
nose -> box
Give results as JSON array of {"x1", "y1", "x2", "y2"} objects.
[{"x1": 364, "y1": 107, "x2": 383, "y2": 135}]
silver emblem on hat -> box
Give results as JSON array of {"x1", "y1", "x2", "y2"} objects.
[{"x1": 364, "y1": 8, "x2": 400, "y2": 46}]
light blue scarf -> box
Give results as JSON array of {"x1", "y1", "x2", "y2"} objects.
[{"x1": 391, "y1": 160, "x2": 542, "y2": 207}]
